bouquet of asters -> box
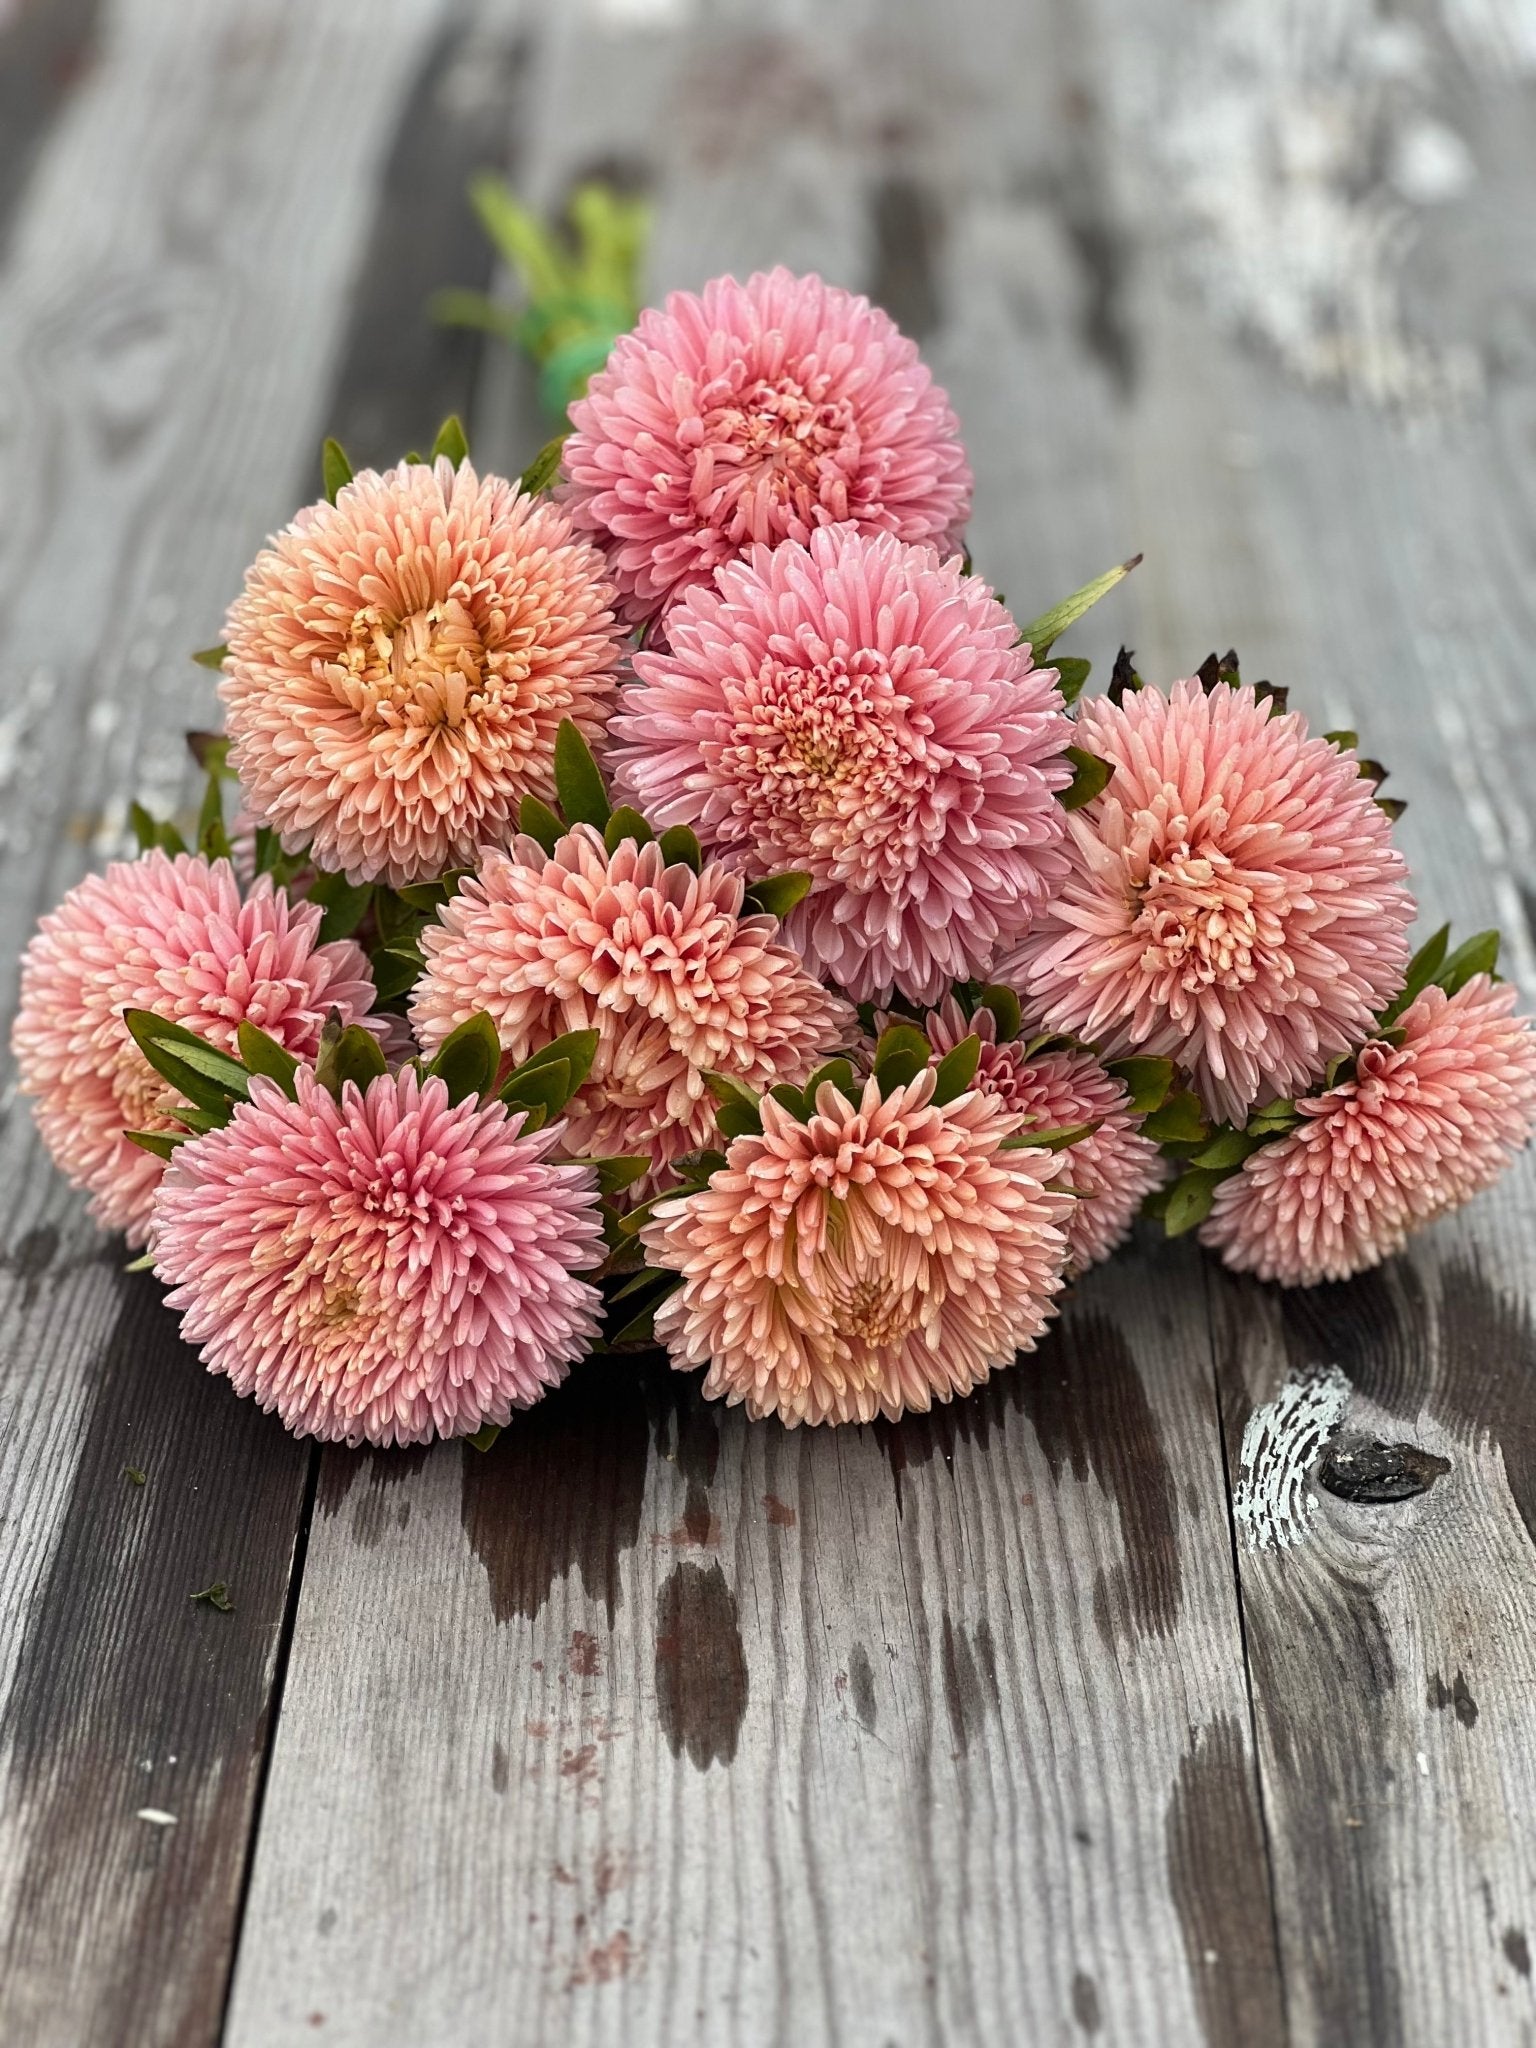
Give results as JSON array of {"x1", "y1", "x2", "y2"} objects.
[{"x1": 14, "y1": 267, "x2": 1536, "y2": 1448}]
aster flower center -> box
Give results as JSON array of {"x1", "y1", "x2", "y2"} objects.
[
  {"x1": 716, "y1": 652, "x2": 939, "y2": 886},
  {"x1": 1134, "y1": 840, "x2": 1264, "y2": 989},
  {"x1": 691, "y1": 373, "x2": 859, "y2": 543},
  {"x1": 338, "y1": 598, "x2": 492, "y2": 732},
  {"x1": 824, "y1": 1264, "x2": 926, "y2": 1351}
]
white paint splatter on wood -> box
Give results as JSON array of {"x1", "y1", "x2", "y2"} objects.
[{"x1": 1233, "y1": 1364, "x2": 1352, "y2": 1551}]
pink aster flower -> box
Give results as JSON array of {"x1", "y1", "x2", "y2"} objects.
[
  {"x1": 11, "y1": 851, "x2": 383, "y2": 1245},
  {"x1": 922, "y1": 999, "x2": 1164, "y2": 1274},
  {"x1": 151, "y1": 1068, "x2": 604, "y2": 1446},
  {"x1": 642, "y1": 1069, "x2": 1074, "y2": 1426},
  {"x1": 221, "y1": 458, "x2": 623, "y2": 888},
  {"x1": 1201, "y1": 976, "x2": 1536, "y2": 1285},
  {"x1": 611, "y1": 524, "x2": 1072, "y2": 1004},
  {"x1": 1011, "y1": 680, "x2": 1415, "y2": 1125},
  {"x1": 411, "y1": 824, "x2": 853, "y2": 1194},
  {"x1": 561, "y1": 267, "x2": 973, "y2": 625}
]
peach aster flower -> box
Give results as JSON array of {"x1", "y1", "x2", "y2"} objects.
[
  {"x1": 1012, "y1": 679, "x2": 1415, "y2": 1124},
  {"x1": 642, "y1": 1069, "x2": 1074, "y2": 1425},
  {"x1": 561, "y1": 267, "x2": 972, "y2": 623},
  {"x1": 922, "y1": 999, "x2": 1164, "y2": 1274},
  {"x1": 11, "y1": 851, "x2": 382, "y2": 1245},
  {"x1": 1201, "y1": 975, "x2": 1536, "y2": 1284},
  {"x1": 410, "y1": 823, "x2": 853, "y2": 1194},
  {"x1": 611, "y1": 523, "x2": 1073, "y2": 1004},
  {"x1": 151, "y1": 1068, "x2": 605, "y2": 1445},
  {"x1": 221, "y1": 458, "x2": 623, "y2": 888}
]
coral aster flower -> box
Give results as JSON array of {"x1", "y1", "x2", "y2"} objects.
[
  {"x1": 1011, "y1": 680, "x2": 1415, "y2": 1125},
  {"x1": 151, "y1": 1068, "x2": 604, "y2": 1446},
  {"x1": 1201, "y1": 976, "x2": 1536, "y2": 1285},
  {"x1": 922, "y1": 999, "x2": 1164, "y2": 1273},
  {"x1": 410, "y1": 823, "x2": 853, "y2": 1193},
  {"x1": 11, "y1": 851, "x2": 382, "y2": 1244},
  {"x1": 643, "y1": 1069, "x2": 1074, "y2": 1426},
  {"x1": 611, "y1": 524, "x2": 1072, "y2": 1004},
  {"x1": 221, "y1": 458, "x2": 623, "y2": 888},
  {"x1": 561, "y1": 267, "x2": 973, "y2": 624}
]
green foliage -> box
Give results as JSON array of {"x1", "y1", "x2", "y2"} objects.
[
  {"x1": 1104, "y1": 1055, "x2": 1175, "y2": 1117},
  {"x1": 1016, "y1": 555, "x2": 1141, "y2": 658},
  {"x1": 931, "y1": 1033, "x2": 981, "y2": 1105},
  {"x1": 1059, "y1": 746, "x2": 1114, "y2": 811},
  {"x1": 321, "y1": 437, "x2": 353, "y2": 504},
  {"x1": 604, "y1": 806, "x2": 653, "y2": 853},
  {"x1": 429, "y1": 414, "x2": 469, "y2": 467},
  {"x1": 743, "y1": 871, "x2": 813, "y2": 919},
  {"x1": 657, "y1": 824, "x2": 703, "y2": 872},
  {"x1": 1053, "y1": 656, "x2": 1091, "y2": 706},
  {"x1": 553, "y1": 719, "x2": 610, "y2": 828}
]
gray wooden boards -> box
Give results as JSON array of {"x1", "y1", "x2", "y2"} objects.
[
  {"x1": 3, "y1": 0, "x2": 1536, "y2": 2041},
  {"x1": 0, "y1": 2, "x2": 516, "y2": 2042}
]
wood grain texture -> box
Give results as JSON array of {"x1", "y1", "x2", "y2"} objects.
[
  {"x1": 0, "y1": 2, "x2": 474, "y2": 2041},
  {"x1": 1081, "y1": 0, "x2": 1536, "y2": 2037},
  {"x1": 226, "y1": 1245, "x2": 1280, "y2": 2047}
]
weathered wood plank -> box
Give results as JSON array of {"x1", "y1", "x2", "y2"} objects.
[
  {"x1": 0, "y1": 3, "x2": 474, "y2": 2041},
  {"x1": 225, "y1": 3, "x2": 1284, "y2": 2041},
  {"x1": 226, "y1": 1250, "x2": 1281, "y2": 2047},
  {"x1": 1081, "y1": 0, "x2": 1536, "y2": 2036}
]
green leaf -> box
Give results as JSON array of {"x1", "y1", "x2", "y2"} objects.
[
  {"x1": 714, "y1": 1100, "x2": 763, "y2": 1139},
  {"x1": 306, "y1": 871, "x2": 374, "y2": 943},
  {"x1": 509, "y1": 1029, "x2": 599, "y2": 1101},
  {"x1": 1164, "y1": 1169, "x2": 1221, "y2": 1237},
  {"x1": 743, "y1": 871, "x2": 813, "y2": 919},
  {"x1": 976, "y1": 984, "x2": 1023, "y2": 1043},
  {"x1": 1053, "y1": 656, "x2": 1091, "y2": 707},
  {"x1": 123, "y1": 1466, "x2": 146, "y2": 1486},
  {"x1": 321, "y1": 437, "x2": 353, "y2": 504},
  {"x1": 235, "y1": 1021, "x2": 300, "y2": 1098},
  {"x1": 368, "y1": 947, "x2": 423, "y2": 1005},
  {"x1": 1104, "y1": 1055, "x2": 1175, "y2": 1117},
  {"x1": 604, "y1": 806, "x2": 653, "y2": 853},
  {"x1": 1378, "y1": 922, "x2": 1450, "y2": 1027},
  {"x1": 1059, "y1": 745, "x2": 1114, "y2": 811},
  {"x1": 196, "y1": 770, "x2": 230, "y2": 861},
  {"x1": 553, "y1": 719, "x2": 610, "y2": 828},
  {"x1": 705, "y1": 1071, "x2": 761, "y2": 1114},
  {"x1": 1015, "y1": 555, "x2": 1141, "y2": 658},
  {"x1": 1140, "y1": 1089, "x2": 1208, "y2": 1148},
  {"x1": 769, "y1": 1082, "x2": 809, "y2": 1119},
  {"x1": 617, "y1": 1190, "x2": 675, "y2": 1237},
  {"x1": 519, "y1": 435, "x2": 567, "y2": 496},
  {"x1": 1003, "y1": 1120, "x2": 1098, "y2": 1152},
  {"x1": 1190, "y1": 1130, "x2": 1264, "y2": 1171},
  {"x1": 500, "y1": 1061, "x2": 571, "y2": 1123},
  {"x1": 190, "y1": 1581, "x2": 234, "y2": 1612},
  {"x1": 1437, "y1": 928, "x2": 1500, "y2": 998},
  {"x1": 125, "y1": 1128, "x2": 187, "y2": 1161},
  {"x1": 190, "y1": 643, "x2": 229, "y2": 671},
  {"x1": 465, "y1": 1423, "x2": 503, "y2": 1453},
  {"x1": 932, "y1": 1033, "x2": 982, "y2": 1105},
  {"x1": 186, "y1": 730, "x2": 231, "y2": 774},
  {"x1": 430, "y1": 414, "x2": 469, "y2": 467},
  {"x1": 1375, "y1": 796, "x2": 1408, "y2": 822},
  {"x1": 1247, "y1": 1099, "x2": 1301, "y2": 1135},
  {"x1": 123, "y1": 1010, "x2": 251, "y2": 1110},
  {"x1": 657, "y1": 824, "x2": 702, "y2": 872},
  {"x1": 1323, "y1": 729, "x2": 1359, "y2": 753},
  {"x1": 589, "y1": 1154, "x2": 651, "y2": 1198},
  {"x1": 872, "y1": 1023, "x2": 932, "y2": 1094},
  {"x1": 428, "y1": 1011, "x2": 503, "y2": 1105},
  {"x1": 315, "y1": 1022, "x2": 389, "y2": 1098},
  {"x1": 129, "y1": 801, "x2": 160, "y2": 853},
  {"x1": 518, "y1": 794, "x2": 566, "y2": 855}
]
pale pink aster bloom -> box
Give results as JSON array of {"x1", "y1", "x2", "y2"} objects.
[
  {"x1": 922, "y1": 998, "x2": 1164, "y2": 1274},
  {"x1": 643, "y1": 1069, "x2": 1074, "y2": 1426},
  {"x1": 221, "y1": 458, "x2": 623, "y2": 888},
  {"x1": 561, "y1": 267, "x2": 973, "y2": 624},
  {"x1": 11, "y1": 851, "x2": 383, "y2": 1245},
  {"x1": 611, "y1": 524, "x2": 1073, "y2": 1005},
  {"x1": 151, "y1": 1069, "x2": 604, "y2": 1446},
  {"x1": 410, "y1": 823, "x2": 854, "y2": 1194},
  {"x1": 1202, "y1": 976, "x2": 1536, "y2": 1286},
  {"x1": 1010, "y1": 680, "x2": 1415, "y2": 1125}
]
